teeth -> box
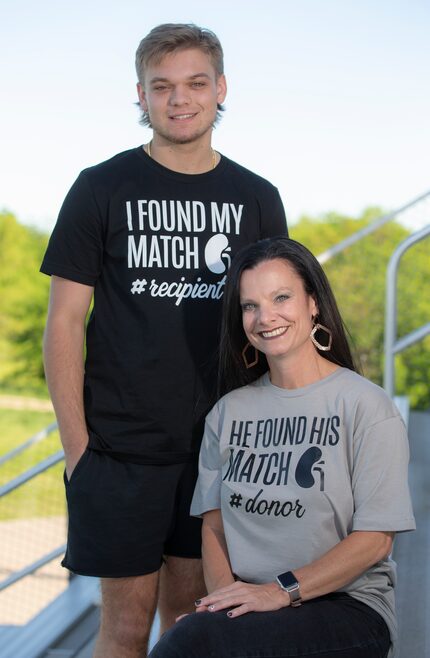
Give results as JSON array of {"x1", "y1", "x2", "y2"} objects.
[
  {"x1": 172, "y1": 113, "x2": 195, "y2": 120},
  {"x1": 261, "y1": 327, "x2": 287, "y2": 338}
]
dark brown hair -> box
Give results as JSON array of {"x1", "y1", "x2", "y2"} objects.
[{"x1": 219, "y1": 236, "x2": 360, "y2": 395}]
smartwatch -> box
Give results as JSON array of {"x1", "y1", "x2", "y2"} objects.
[{"x1": 276, "y1": 570, "x2": 302, "y2": 607}]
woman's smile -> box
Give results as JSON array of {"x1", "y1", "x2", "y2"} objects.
[{"x1": 259, "y1": 326, "x2": 289, "y2": 339}]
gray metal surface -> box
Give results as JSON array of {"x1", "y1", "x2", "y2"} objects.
[
  {"x1": 44, "y1": 606, "x2": 100, "y2": 657},
  {"x1": 393, "y1": 411, "x2": 430, "y2": 658},
  {"x1": 0, "y1": 576, "x2": 100, "y2": 658}
]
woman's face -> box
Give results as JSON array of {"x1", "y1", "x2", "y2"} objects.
[{"x1": 239, "y1": 258, "x2": 318, "y2": 364}]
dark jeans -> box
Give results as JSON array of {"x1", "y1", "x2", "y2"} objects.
[{"x1": 149, "y1": 593, "x2": 391, "y2": 658}]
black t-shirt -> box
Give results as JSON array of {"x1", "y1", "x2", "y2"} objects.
[{"x1": 41, "y1": 147, "x2": 288, "y2": 463}]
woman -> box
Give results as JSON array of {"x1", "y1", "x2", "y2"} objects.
[{"x1": 149, "y1": 237, "x2": 415, "y2": 658}]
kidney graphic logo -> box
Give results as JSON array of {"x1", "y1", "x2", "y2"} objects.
[
  {"x1": 295, "y1": 447, "x2": 325, "y2": 491},
  {"x1": 204, "y1": 234, "x2": 232, "y2": 274}
]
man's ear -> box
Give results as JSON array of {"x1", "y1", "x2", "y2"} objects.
[
  {"x1": 137, "y1": 83, "x2": 148, "y2": 111},
  {"x1": 216, "y1": 74, "x2": 227, "y2": 105}
]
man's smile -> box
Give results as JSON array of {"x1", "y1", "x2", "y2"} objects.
[{"x1": 170, "y1": 112, "x2": 197, "y2": 120}]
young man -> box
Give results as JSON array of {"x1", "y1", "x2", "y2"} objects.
[{"x1": 41, "y1": 23, "x2": 287, "y2": 658}]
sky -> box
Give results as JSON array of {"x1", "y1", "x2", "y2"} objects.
[{"x1": 1, "y1": 0, "x2": 430, "y2": 233}]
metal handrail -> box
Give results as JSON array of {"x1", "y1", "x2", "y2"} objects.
[
  {"x1": 384, "y1": 225, "x2": 430, "y2": 398},
  {"x1": 0, "y1": 448, "x2": 66, "y2": 594},
  {"x1": 0, "y1": 421, "x2": 58, "y2": 466},
  {"x1": 0, "y1": 543, "x2": 67, "y2": 592},
  {"x1": 0, "y1": 449, "x2": 64, "y2": 498},
  {"x1": 317, "y1": 189, "x2": 430, "y2": 264}
]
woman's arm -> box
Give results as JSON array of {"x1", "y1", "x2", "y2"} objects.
[
  {"x1": 195, "y1": 529, "x2": 394, "y2": 617},
  {"x1": 293, "y1": 529, "x2": 393, "y2": 601},
  {"x1": 202, "y1": 509, "x2": 235, "y2": 593}
]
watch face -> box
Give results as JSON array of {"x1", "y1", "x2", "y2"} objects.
[{"x1": 277, "y1": 571, "x2": 298, "y2": 589}]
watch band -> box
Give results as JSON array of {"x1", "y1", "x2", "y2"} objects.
[{"x1": 276, "y1": 570, "x2": 302, "y2": 607}]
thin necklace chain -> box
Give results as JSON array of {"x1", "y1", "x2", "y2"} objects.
[{"x1": 146, "y1": 141, "x2": 217, "y2": 169}]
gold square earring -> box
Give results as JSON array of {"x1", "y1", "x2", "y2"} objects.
[
  {"x1": 241, "y1": 342, "x2": 259, "y2": 368},
  {"x1": 310, "y1": 322, "x2": 332, "y2": 352}
]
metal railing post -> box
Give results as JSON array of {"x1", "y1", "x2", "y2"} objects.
[{"x1": 384, "y1": 225, "x2": 430, "y2": 397}]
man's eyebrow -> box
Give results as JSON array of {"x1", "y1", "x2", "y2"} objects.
[
  {"x1": 149, "y1": 73, "x2": 211, "y2": 84},
  {"x1": 149, "y1": 77, "x2": 169, "y2": 84},
  {"x1": 189, "y1": 73, "x2": 211, "y2": 79}
]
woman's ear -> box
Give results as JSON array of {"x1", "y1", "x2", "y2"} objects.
[{"x1": 310, "y1": 296, "x2": 318, "y2": 319}]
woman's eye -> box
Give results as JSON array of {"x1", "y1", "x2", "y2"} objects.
[
  {"x1": 241, "y1": 303, "x2": 256, "y2": 311},
  {"x1": 275, "y1": 295, "x2": 289, "y2": 302}
]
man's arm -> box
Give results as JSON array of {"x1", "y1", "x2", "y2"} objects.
[{"x1": 43, "y1": 275, "x2": 94, "y2": 479}]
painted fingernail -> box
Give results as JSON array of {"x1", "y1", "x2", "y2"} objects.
[
  {"x1": 194, "y1": 599, "x2": 201, "y2": 606},
  {"x1": 227, "y1": 611, "x2": 233, "y2": 617},
  {"x1": 208, "y1": 604, "x2": 215, "y2": 611}
]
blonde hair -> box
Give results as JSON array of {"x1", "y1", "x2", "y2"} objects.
[{"x1": 135, "y1": 23, "x2": 224, "y2": 85}]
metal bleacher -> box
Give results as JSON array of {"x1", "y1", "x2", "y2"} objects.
[
  {"x1": 0, "y1": 193, "x2": 429, "y2": 657},
  {"x1": 394, "y1": 410, "x2": 430, "y2": 658}
]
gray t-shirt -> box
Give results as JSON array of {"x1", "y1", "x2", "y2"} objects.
[{"x1": 191, "y1": 368, "x2": 415, "y2": 656}]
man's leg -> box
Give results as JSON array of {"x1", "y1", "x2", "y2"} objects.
[
  {"x1": 158, "y1": 556, "x2": 206, "y2": 634},
  {"x1": 158, "y1": 459, "x2": 207, "y2": 634},
  {"x1": 93, "y1": 571, "x2": 159, "y2": 658}
]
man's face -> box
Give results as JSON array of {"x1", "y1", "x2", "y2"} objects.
[{"x1": 137, "y1": 48, "x2": 227, "y2": 146}]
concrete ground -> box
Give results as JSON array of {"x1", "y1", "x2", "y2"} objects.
[{"x1": 0, "y1": 395, "x2": 54, "y2": 412}]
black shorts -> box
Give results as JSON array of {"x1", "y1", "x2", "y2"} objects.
[{"x1": 62, "y1": 448, "x2": 202, "y2": 577}]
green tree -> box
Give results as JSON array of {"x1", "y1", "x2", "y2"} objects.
[
  {"x1": 1, "y1": 209, "x2": 428, "y2": 408},
  {"x1": 292, "y1": 210, "x2": 430, "y2": 408},
  {"x1": 0, "y1": 211, "x2": 50, "y2": 393}
]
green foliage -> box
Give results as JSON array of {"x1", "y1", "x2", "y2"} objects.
[
  {"x1": 0, "y1": 211, "x2": 50, "y2": 394},
  {"x1": 292, "y1": 211, "x2": 430, "y2": 408},
  {"x1": 0, "y1": 408, "x2": 64, "y2": 520},
  {"x1": 0, "y1": 210, "x2": 429, "y2": 408}
]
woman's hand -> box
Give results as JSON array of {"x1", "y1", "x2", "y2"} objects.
[{"x1": 194, "y1": 580, "x2": 289, "y2": 618}]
